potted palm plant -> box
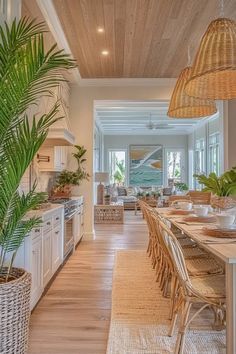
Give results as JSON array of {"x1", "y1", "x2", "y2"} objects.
[
  {"x1": 0, "y1": 18, "x2": 75, "y2": 353},
  {"x1": 194, "y1": 168, "x2": 236, "y2": 210}
]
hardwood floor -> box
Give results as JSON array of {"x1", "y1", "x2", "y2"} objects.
[{"x1": 28, "y1": 211, "x2": 148, "y2": 354}]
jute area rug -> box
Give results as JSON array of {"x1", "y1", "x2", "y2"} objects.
[{"x1": 106, "y1": 250, "x2": 226, "y2": 354}]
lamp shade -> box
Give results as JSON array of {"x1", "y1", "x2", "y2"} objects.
[
  {"x1": 95, "y1": 172, "x2": 109, "y2": 183},
  {"x1": 168, "y1": 67, "x2": 217, "y2": 118},
  {"x1": 185, "y1": 17, "x2": 236, "y2": 100}
]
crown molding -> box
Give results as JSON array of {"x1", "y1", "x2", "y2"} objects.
[
  {"x1": 77, "y1": 78, "x2": 177, "y2": 87},
  {"x1": 36, "y1": 0, "x2": 81, "y2": 84}
]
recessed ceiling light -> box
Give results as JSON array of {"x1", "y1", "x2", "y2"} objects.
[
  {"x1": 97, "y1": 27, "x2": 104, "y2": 33},
  {"x1": 101, "y1": 50, "x2": 109, "y2": 56}
]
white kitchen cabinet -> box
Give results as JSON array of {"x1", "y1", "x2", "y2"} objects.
[
  {"x1": 37, "y1": 146, "x2": 67, "y2": 172},
  {"x1": 31, "y1": 235, "x2": 43, "y2": 309},
  {"x1": 13, "y1": 227, "x2": 43, "y2": 310},
  {"x1": 52, "y1": 225, "x2": 62, "y2": 273},
  {"x1": 12, "y1": 205, "x2": 66, "y2": 309},
  {"x1": 73, "y1": 208, "x2": 81, "y2": 246},
  {"x1": 42, "y1": 228, "x2": 52, "y2": 287}
]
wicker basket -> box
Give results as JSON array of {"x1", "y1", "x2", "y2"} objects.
[
  {"x1": 0, "y1": 268, "x2": 31, "y2": 354},
  {"x1": 211, "y1": 195, "x2": 236, "y2": 210}
]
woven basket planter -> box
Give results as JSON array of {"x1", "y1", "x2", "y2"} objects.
[
  {"x1": 211, "y1": 195, "x2": 236, "y2": 210},
  {"x1": 0, "y1": 268, "x2": 31, "y2": 354}
]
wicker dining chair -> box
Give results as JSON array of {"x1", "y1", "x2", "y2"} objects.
[
  {"x1": 149, "y1": 211, "x2": 224, "y2": 318},
  {"x1": 168, "y1": 195, "x2": 191, "y2": 206},
  {"x1": 158, "y1": 220, "x2": 226, "y2": 354},
  {"x1": 187, "y1": 190, "x2": 211, "y2": 205},
  {"x1": 139, "y1": 200, "x2": 160, "y2": 268}
]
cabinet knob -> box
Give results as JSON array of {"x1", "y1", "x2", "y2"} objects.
[
  {"x1": 55, "y1": 231, "x2": 59, "y2": 234},
  {"x1": 47, "y1": 221, "x2": 51, "y2": 225},
  {"x1": 35, "y1": 228, "x2": 40, "y2": 233},
  {"x1": 56, "y1": 217, "x2": 59, "y2": 220}
]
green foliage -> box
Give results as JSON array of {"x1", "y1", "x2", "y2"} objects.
[
  {"x1": 0, "y1": 18, "x2": 75, "y2": 279},
  {"x1": 56, "y1": 145, "x2": 89, "y2": 190},
  {"x1": 55, "y1": 170, "x2": 81, "y2": 190},
  {"x1": 73, "y1": 145, "x2": 90, "y2": 182},
  {"x1": 113, "y1": 158, "x2": 125, "y2": 184},
  {"x1": 175, "y1": 182, "x2": 189, "y2": 192},
  {"x1": 194, "y1": 167, "x2": 236, "y2": 197}
]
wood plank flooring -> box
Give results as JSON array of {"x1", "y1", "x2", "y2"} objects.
[{"x1": 28, "y1": 211, "x2": 147, "y2": 354}]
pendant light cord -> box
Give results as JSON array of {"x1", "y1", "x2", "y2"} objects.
[
  {"x1": 187, "y1": 45, "x2": 191, "y2": 66},
  {"x1": 220, "y1": 0, "x2": 224, "y2": 17}
]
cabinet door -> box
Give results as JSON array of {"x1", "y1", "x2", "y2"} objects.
[
  {"x1": 43, "y1": 230, "x2": 52, "y2": 287},
  {"x1": 60, "y1": 147, "x2": 67, "y2": 170},
  {"x1": 54, "y1": 146, "x2": 63, "y2": 171},
  {"x1": 52, "y1": 225, "x2": 62, "y2": 273},
  {"x1": 73, "y1": 212, "x2": 81, "y2": 246},
  {"x1": 31, "y1": 236, "x2": 43, "y2": 309}
]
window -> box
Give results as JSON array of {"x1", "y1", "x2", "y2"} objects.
[
  {"x1": 166, "y1": 149, "x2": 185, "y2": 183},
  {"x1": 209, "y1": 133, "x2": 220, "y2": 176},
  {"x1": 108, "y1": 150, "x2": 126, "y2": 185},
  {"x1": 195, "y1": 138, "x2": 205, "y2": 174},
  {"x1": 195, "y1": 138, "x2": 206, "y2": 189}
]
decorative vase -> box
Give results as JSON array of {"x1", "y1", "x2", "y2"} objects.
[
  {"x1": 211, "y1": 195, "x2": 236, "y2": 210},
  {"x1": 0, "y1": 268, "x2": 31, "y2": 354}
]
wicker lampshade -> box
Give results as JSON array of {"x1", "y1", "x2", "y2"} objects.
[
  {"x1": 168, "y1": 67, "x2": 217, "y2": 118},
  {"x1": 185, "y1": 17, "x2": 236, "y2": 100}
]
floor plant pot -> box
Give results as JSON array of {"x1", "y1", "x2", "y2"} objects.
[{"x1": 0, "y1": 268, "x2": 31, "y2": 354}]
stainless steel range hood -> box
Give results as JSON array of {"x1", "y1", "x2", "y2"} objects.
[{"x1": 43, "y1": 128, "x2": 75, "y2": 146}]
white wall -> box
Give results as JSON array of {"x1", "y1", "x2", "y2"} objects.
[
  {"x1": 103, "y1": 134, "x2": 188, "y2": 185},
  {"x1": 227, "y1": 100, "x2": 236, "y2": 169},
  {"x1": 69, "y1": 82, "x2": 175, "y2": 237}
]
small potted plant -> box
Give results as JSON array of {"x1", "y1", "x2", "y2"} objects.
[
  {"x1": 145, "y1": 191, "x2": 150, "y2": 200},
  {"x1": 136, "y1": 191, "x2": 144, "y2": 199},
  {"x1": 194, "y1": 168, "x2": 236, "y2": 210},
  {"x1": 52, "y1": 145, "x2": 89, "y2": 198},
  {"x1": 175, "y1": 182, "x2": 189, "y2": 195}
]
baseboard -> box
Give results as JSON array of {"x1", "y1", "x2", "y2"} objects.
[{"x1": 83, "y1": 230, "x2": 95, "y2": 240}]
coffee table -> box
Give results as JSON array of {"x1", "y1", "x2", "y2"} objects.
[{"x1": 94, "y1": 203, "x2": 124, "y2": 224}]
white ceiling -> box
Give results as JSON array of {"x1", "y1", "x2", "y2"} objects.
[{"x1": 95, "y1": 100, "x2": 217, "y2": 136}]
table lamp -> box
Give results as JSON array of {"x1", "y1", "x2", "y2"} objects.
[{"x1": 95, "y1": 172, "x2": 109, "y2": 205}]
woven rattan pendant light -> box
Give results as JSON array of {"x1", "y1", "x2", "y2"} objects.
[
  {"x1": 168, "y1": 66, "x2": 217, "y2": 118},
  {"x1": 185, "y1": 17, "x2": 236, "y2": 100}
]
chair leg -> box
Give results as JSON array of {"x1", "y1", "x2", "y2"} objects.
[
  {"x1": 175, "y1": 301, "x2": 192, "y2": 354},
  {"x1": 146, "y1": 239, "x2": 151, "y2": 256},
  {"x1": 169, "y1": 276, "x2": 178, "y2": 320}
]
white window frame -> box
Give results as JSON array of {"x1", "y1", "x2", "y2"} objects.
[
  {"x1": 108, "y1": 149, "x2": 127, "y2": 186},
  {"x1": 164, "y1": 148, "x2": 186, "y2": 186},
  {"x1": 208, "y1": 132, "x2": 220, "y2": 176}
]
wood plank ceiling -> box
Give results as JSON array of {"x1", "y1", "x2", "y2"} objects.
[{"x1": 53, "y1": 0, "x2": 236, "y2": 78}]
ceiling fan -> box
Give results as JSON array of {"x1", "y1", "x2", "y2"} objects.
[{"x1": 146, "y1": 114, "x2": 173, "y2": 130}]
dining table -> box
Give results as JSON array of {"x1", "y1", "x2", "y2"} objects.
[{"x1": 156, "y1": 207, "x2": 236, "y2": 354}]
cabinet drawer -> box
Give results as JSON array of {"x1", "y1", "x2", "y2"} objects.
[
  {"x1": 31, "y1": 227, "x2": 42, "y2": 240},
  {"x1": 43, "y1": 218, "x2": 52, "y2": 234},
  {"x1": 53, "y1": 212, "x2": 62, "y2": 227}
]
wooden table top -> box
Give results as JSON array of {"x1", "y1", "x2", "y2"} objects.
[{"x1": 157, "y1": 207, "x2": 236, "y2": 264}]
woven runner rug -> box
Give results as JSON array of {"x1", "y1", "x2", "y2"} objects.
[{"x1": 106, "y1": 250, "x2": 226, "y2": 354}]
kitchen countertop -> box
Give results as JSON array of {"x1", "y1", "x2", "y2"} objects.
[{"x1": 26, "y1": 203, "x2": 64, "y2": 219}]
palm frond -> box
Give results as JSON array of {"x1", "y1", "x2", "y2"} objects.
[{"x1": 0, "y1": 18, "x2": 75, "y2": 277}]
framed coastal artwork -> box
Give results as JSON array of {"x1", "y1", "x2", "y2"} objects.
[{"x1": 129, "y1": 145, "x2": 163, "y2": 186}]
